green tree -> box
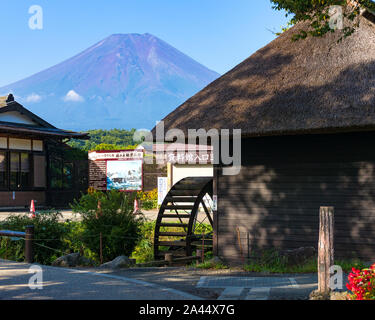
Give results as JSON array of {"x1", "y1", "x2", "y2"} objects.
[
  {"x1": 271, "y1": 0, "x2": 375, "y2": 40},
  {"x1": 67, "y1": 128, "x2": 142, "y2": 151}
]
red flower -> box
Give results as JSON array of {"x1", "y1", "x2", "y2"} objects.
[{"x1": 346, "y1": 264, "x2": 375, "y2": 300}]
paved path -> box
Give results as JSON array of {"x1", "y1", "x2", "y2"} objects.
[
  {"x1": 197, "y1": 275, "x2": 317, "y2": 300},
  {"x1": 1, "y1": 260, "x2": 348, "y2": 300},
  {"x1": 0, "y1": 260, "x2": 319, "y2": 300},
  {"x1": 0, "y1": 259, "x2": 201, "y2": 300},
  {"x1": 104, "y1": 267, "x2": 322, "y2": 300}
]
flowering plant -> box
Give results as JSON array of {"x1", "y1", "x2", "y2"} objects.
[
  {"x1": 136, "y1": 188, "x2": 158, "y2": 210},
  {"x1": 346, "y1": 264, "x2": 375, "y2": 300},
  {"x1": 136, "y1": 188, "x2": 158, "y2": 201}
]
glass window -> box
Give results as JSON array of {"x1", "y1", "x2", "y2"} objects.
[
  {"x1": 0, "y1": 152, "x2": 7, "y2": 188},
  {"x1": 63, "y1": 162, "x2": 73, "y2": 189},
  {"x1": 10, "y1": 152, "x2": 31, "y2": 189},
  {"x1": 20, "y1": 153, "x2": 30, "y2": 187},
  {"x1": 50, "y1": 152, "x2": 77, "y2": 190},
  {"x1": 10, "y1": 152, "x2": 19, "y2": 189},
  {"x1": 50, "y1": 155, "x2": 63, "y2": 189}
]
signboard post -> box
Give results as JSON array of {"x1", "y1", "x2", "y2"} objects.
[{"x1": 88, "y1": 149, "x2": 144, "y2": 191}]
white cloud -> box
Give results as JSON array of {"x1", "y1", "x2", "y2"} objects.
[
  {"x1": 25, "y1": 93, "x2": 42, "y2": 103},
  {"x1": 63, "y1": 90, "x2": 84, "y2": 102}
]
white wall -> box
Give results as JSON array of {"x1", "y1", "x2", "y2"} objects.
[
  {"x1": 172, "y1": 164, "x2": 213, "y2": 186},
  {"x1": 0, "y1": 111, "x2": 36, "y2": 125}
]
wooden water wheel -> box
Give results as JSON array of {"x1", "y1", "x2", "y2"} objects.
[{"x1": 154, "y1": 177, "x2": 214, "y2": 259}]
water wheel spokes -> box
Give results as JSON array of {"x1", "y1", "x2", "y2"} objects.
[{"x1": 154, "y1": 177, "x2": 213, "y2": 259}]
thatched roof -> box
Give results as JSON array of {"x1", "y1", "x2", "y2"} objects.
[
  {"x1": 158, "y1": 14, "x2": 375, "y2": 138},
  {"x1": 0, "y1": 96, "x2": 8, "y2": 108}
]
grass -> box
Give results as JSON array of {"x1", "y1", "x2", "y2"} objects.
[
  {"x1": 130, "y1": 221, "x2": 213, "y2": 264},
  {"x1": 243, "y1": 251, "x2": 371, "y2": 274},
  {"x1": 194, "y1": 260, "x2": 229, "y2": 270},
  {"x1": 335, "y1": 259, "x2": 369, "y2": 272},
  {"x1": 244, "y1": 258, "x2": 315, "y2": 273}
]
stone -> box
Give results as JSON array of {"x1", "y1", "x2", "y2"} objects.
[
  {"x1": 330, "y1": 291, "x2": 349, "y2": 300},
  {"x1": 281, "y1": 247, "x2": 316, "y2": 266},
  {"x1": 99, "y1": 255, "x2": 135, "y2": 269},
  {"x1": 309, "y1": 290, "x2": 349, "y2": 300},
  {"x1": 309, "y1": 289, "x2": 330, "y2": 300},
  {"x1": 52, "y1": 252, "x2": 95, "y2": 267},
  {"x1": 77, "y1": 256, "x2": 96, "y2": 267},
  {"x1": 209, "y1": 256, "x2": 224, "y2": 265},
  {"x1": 52, "y1": 252, "x2": 80, "y2": 267}
]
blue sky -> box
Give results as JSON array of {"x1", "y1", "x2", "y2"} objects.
[{"x1": 0, "y1": 1, "x2": 288, "y2": 87}]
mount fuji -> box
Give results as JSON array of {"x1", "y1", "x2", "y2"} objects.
[{"x1": 0, "y1": 33, "x2": 219, "y2": 131}]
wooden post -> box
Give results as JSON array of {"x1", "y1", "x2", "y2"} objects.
[
  {"x1": 165, "y1": 253, "x2": 174, "y2": 266},
  {"x1": 212, "y1": 165, "x2": 219, "y2": 256},
  {"x1": 196, "y1": 249, "x2": 203, "y2": 264},
  {"x1": 318, "y1": 206, "x2": 334, "y2": 294}
]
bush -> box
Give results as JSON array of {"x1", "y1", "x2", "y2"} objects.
[
  {"x1": 0, "y1": 211, "x2": 67, "y2": 265},
  {"x1": 347, "y1": 264, "x2": 375, "y2": 300},
  {"x1": 71, "y1": 190, "x2": 143, "y2": 262},
  {"x1": 137, "y1": 189, "x2": 157, "y2": 201},
  {"x1": 137, "y1": 189, "x2": 158, "y2": 210},
  {"x1": 62, "y1": 220, "x2": 98, "y2": 263},
  {"x1": 131, "y1": 222, "x2": 154, "y2": 263},
  {"x1": 140, "y1": 200, "x2": 158, "y2": 210}
]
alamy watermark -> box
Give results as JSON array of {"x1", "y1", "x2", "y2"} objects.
[
  {"x1": 330, "y1": 265, "x2": 344, "y2": 290},
  {"x1": 329, "y1": 5, "x2": 344, "y2": 31},
  {"x1": 28, "y1": 265, "x2": 43, "y2": 290},
  {"x1": 28, "y1": 5, "x2": 43, "y2": 30},
  {"x1": 133, "y1": 121, "x2": 242, "y2": 176}
]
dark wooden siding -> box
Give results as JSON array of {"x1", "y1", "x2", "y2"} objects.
[
  {"x1": 143, "y1": 162, "x2": 167, "y2": 191},
  {"x1": 0, "y1": 191, "x2": 45, "y2": 207},
  {"x1": 217, "y1": 131, "x2": 375, "y2": 262}
]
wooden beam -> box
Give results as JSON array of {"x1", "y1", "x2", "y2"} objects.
[{"x1": 213, "y1": 165, "x2": 219, "y2": 256}]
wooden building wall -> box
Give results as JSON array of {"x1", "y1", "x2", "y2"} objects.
[
  {"x1": 0, "y1": 191, "x2": 45, "y2": 208},
  {"x1": 143, "y1": 162, "x2": 167, "y2": 192},
  {"x1": 217, "y1": 131, "x2": 375, "y2": 262}
]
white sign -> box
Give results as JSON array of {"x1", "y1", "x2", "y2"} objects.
[
  {"x1": 212, "y1": 195, "x2": 218, "y2": 211},
  {"x1": 88, "y1": 150, "x2": 143, "y2": 161},
  {"x1": 165, "y1": 152, "x2": 214, "y2": 164},
  {"x1": 158, "y1": 177, "x2": 168, "y2": 205}
]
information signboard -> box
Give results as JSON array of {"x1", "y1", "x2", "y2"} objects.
[{"x1": 88, "y1": 149, "x2": 144, "y2": 191}]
